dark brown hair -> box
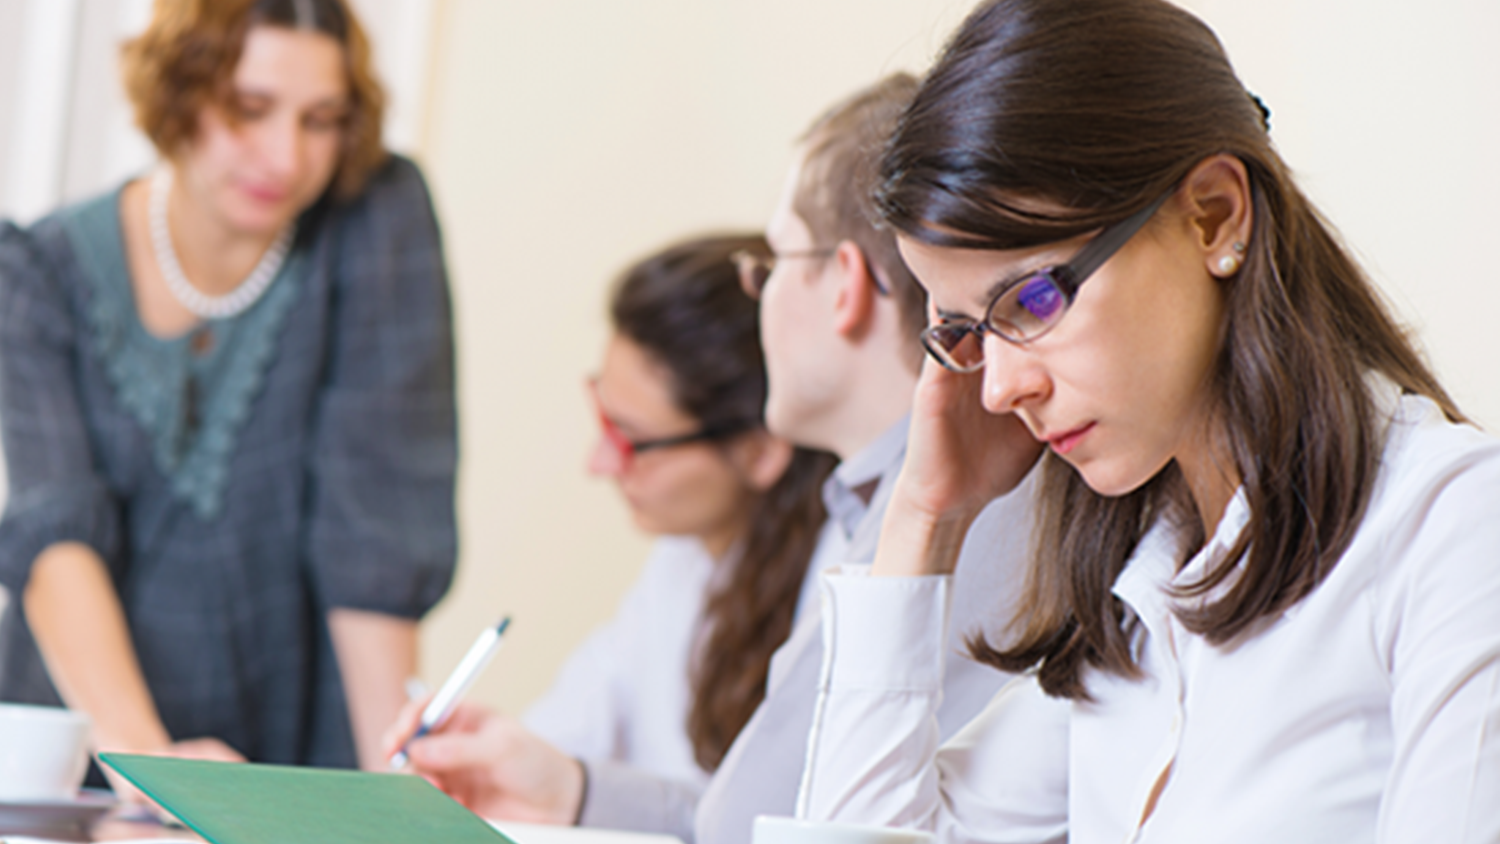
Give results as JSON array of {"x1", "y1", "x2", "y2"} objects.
[
  {"x1": 878, "y1": 0, "x2": 1461, "y2": 699},
  {"x1": 795, "y1": 73, "x2": 927, "y2": 369},
  {"x1": 121, "y1": 0, "x2": 386, "y2": 199},
  {"x1": 609, "y1": 234, "x2": 837, "y2": 770}
]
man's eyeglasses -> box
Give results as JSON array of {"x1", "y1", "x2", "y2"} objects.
[
  {"x1": 921, "y1": 190, "x2": 1174, "y2": 373},
  {"x1": 730, "y1": 246, "x2": 893, "y2": 301},
  {"x1": 730, "y1": 248, "x2": 835, "y2": 300},
  {"x1": 588, "y1": 379, "x2": 758, "y2": 469}
]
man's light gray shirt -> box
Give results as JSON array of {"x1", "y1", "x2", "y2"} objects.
[{"x1": 581, "y1": 417, "x2": 1035, "y2": 844}]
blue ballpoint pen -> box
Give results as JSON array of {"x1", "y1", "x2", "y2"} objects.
[{"x1": 390, "y1": 616, "x2": 511, "y2": 769}]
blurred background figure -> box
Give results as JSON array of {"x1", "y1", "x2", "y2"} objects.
[
  {"x1": 385, "y1": 234, "x2": 839, "y2": 834},
  {"x1": 0, "y1": 0, "x2": 457, "y2": 792}
]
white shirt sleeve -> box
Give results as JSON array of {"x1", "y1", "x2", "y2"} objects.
[
  {"x1": 577, "y1": 758, "x2": 703, "y2": 841},
  {"x1": 1377, "y1": 447, "x2": 1500, "y2": 843},
  {"x1": 799, "y1": 567, "x2": 1069, "y2": 844},
  {"x1": 522, "y1": 603, "x2": 633, "y2": 763},
  {"x1": 523, "y1": 536, "x2": 711, "y2": 785}
]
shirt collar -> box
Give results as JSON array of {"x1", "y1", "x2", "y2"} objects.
[
  {"x1": 1112, "y1": 486, "x2": 1252, "y2": 625},
  {"x1": 822, "y1": 415, "x2": 911, "y2": 542},
  {"x1": 1174, "y1": 486, "x2": 1251, "y2": 588},
  {"x1": 1114, "y1": 373, "x2": 1396, "y2": 633}
]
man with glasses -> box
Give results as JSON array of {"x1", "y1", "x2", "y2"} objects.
[
  {"x1": 691, "y1": 73, "x2": 1063, "y2": 844},
  {"x1": 385, "y1": 74, "x2": 1061, "y2": 844}
]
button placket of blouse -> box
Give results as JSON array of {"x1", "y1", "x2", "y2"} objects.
[
  {"x1": 1128, "y1": 516, "x2": 1243, "y2": 843},
  {"x1": 1126, "y1": 615, "x2": 1188, "y2": 844}
]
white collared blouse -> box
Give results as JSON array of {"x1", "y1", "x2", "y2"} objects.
[{"x1": 801, "y1": 393, "x2": 1500, "y2": 844}]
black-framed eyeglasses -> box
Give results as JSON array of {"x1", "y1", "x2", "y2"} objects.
[
  {"x1": 588, "y1": 379, "x2": 758, "y2": 469},
  {"x1": 920, "y1": 190, "x2": 1174, "y2": 373}
]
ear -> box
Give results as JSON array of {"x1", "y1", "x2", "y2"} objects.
[
  {"x1": 830, "y1": 240, "x2": 881, "y2": 338},
  {"x1": 728, "y1": 431, "x2": 795, "y2": 492},
  {"x1": 1179, "y1": 154, "x2": 1254, "y2": 279}
]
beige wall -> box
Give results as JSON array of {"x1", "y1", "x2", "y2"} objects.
[
  {"x1": 416, "y1": 0, "x2": 1500, "y2": 713},
  {"x1": 415, "y1": 0, "x2": 976, "y2": 713}
]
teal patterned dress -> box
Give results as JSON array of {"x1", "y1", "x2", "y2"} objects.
[{"x1": 0, "y1": 156, "x2": 457, "y2": 767}]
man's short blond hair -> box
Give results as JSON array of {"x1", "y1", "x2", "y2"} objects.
[{"x1": 793, "y1": 73, "x2": 925, "y2": 370}]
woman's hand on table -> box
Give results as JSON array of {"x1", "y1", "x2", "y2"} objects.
[
  {"x1": 875, "y1": 357, "x2": 1043, "y2": 577},
  {"x1": 383, "y1": 698, "x2": 584, "y2": 825},
  {"x1": 160, "y1": 737, "x2": 246, "y2": 763},
  {"x1": 95, "y1": 735, "x2": 246, "y2": 822}
]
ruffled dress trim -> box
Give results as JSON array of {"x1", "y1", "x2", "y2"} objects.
[{"x1": 57, "y1": 187, "x2": 307, "y2": 520}]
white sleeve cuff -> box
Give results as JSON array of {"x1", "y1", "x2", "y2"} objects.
[{"x1": 820, "y1": 568, "x2": 952, "y2": 691}]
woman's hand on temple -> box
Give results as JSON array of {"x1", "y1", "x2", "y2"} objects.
[
  {"x1": 904, "y1": 356, "x2": 1042, "y2": 516},
  {"x1": 875, "y1": 357, "x2": 1043, "y2": 577},
  {"x1": 383, "y1": 699, "x2": 585, "y2": 825}
]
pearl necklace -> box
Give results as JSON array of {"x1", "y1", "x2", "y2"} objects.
[{"x1": 149, "y1": 168, "x2": 295, "y2": 321}]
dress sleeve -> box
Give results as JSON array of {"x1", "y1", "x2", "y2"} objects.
[
  {"x1": 798, "y1": 568, "x2": 1070, "y2": 844},
  {"x1": 305, "y1": 158, "x2": 457, "y2": 618},
  {"x1": 1378, "y1": 437, "x2": 1500, "y2": 843},
  {"x1": 0, "y1": 223, "x2": 122, "y2": 594}
]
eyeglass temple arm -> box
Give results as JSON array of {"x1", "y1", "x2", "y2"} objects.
[
  {"x1": 1061, "y1": 190, "x2": 1176, "y2": 290},
  {"x1": 631, "y1": 418, "x2": 762, "y2": 454}
]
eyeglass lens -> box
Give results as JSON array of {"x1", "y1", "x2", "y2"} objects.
[
  {"x1": 922, "y1": 321, "x2": 982, "y2": 369},
  {"x1": 987, "y1": 271, "x2": 1068, "y2": 341},
  {"x1": 735, "y1": 253, "x2": 772, "y2": 300},
  {"x1": 591, "y1": 406, "x2": 638, "y2": 468},
  {"x1": 924, "y1": 269, "x2": 1072, "y2": 370}
]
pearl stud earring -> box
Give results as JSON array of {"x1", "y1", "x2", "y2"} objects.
[{"x1": 1216, "y1": 242, "x2": 1246, "y2": 276}]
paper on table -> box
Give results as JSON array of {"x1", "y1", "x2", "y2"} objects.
[{"x1": 100, "y1": 754, "x2": 511, "y2": 844}]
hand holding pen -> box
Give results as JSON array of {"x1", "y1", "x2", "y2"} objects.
[
  {"x1": 380, "y1": 617, "x2": 588, "y2": 824},
  {"x1": 389, "y1": 616, "x2": 511, "y2": 769}
]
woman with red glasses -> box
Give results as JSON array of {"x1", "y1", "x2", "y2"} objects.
[{"x1": 387, "y1": 234, "x2": 837, "y2": 833}]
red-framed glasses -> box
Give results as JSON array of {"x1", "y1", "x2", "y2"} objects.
[{"x1": 587, "y1": 379, "x2": 759, "y2": 468}]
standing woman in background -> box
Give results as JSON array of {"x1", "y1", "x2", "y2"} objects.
[
  {"x1": 0, "y1": 0, "x2": 456, "y2": 782},
  {"x1": 387, "y1": 234, "x2": 839, "y2": 837}
]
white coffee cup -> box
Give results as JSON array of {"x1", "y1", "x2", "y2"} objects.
[
  {"x1": 753, "y1": 816, "x2": 934, "y2": 844},
  {"x1": 0, "y1": 703, "x2": 92, "y2": 802}
]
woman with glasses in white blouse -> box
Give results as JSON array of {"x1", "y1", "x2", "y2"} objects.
[{"x1": 796, "y1": 0, "x2": 1500, "y2": 842}]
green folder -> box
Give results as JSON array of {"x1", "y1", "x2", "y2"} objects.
[{"x1": 99, "y1": 753, "x2": 514, "y2": 844}]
